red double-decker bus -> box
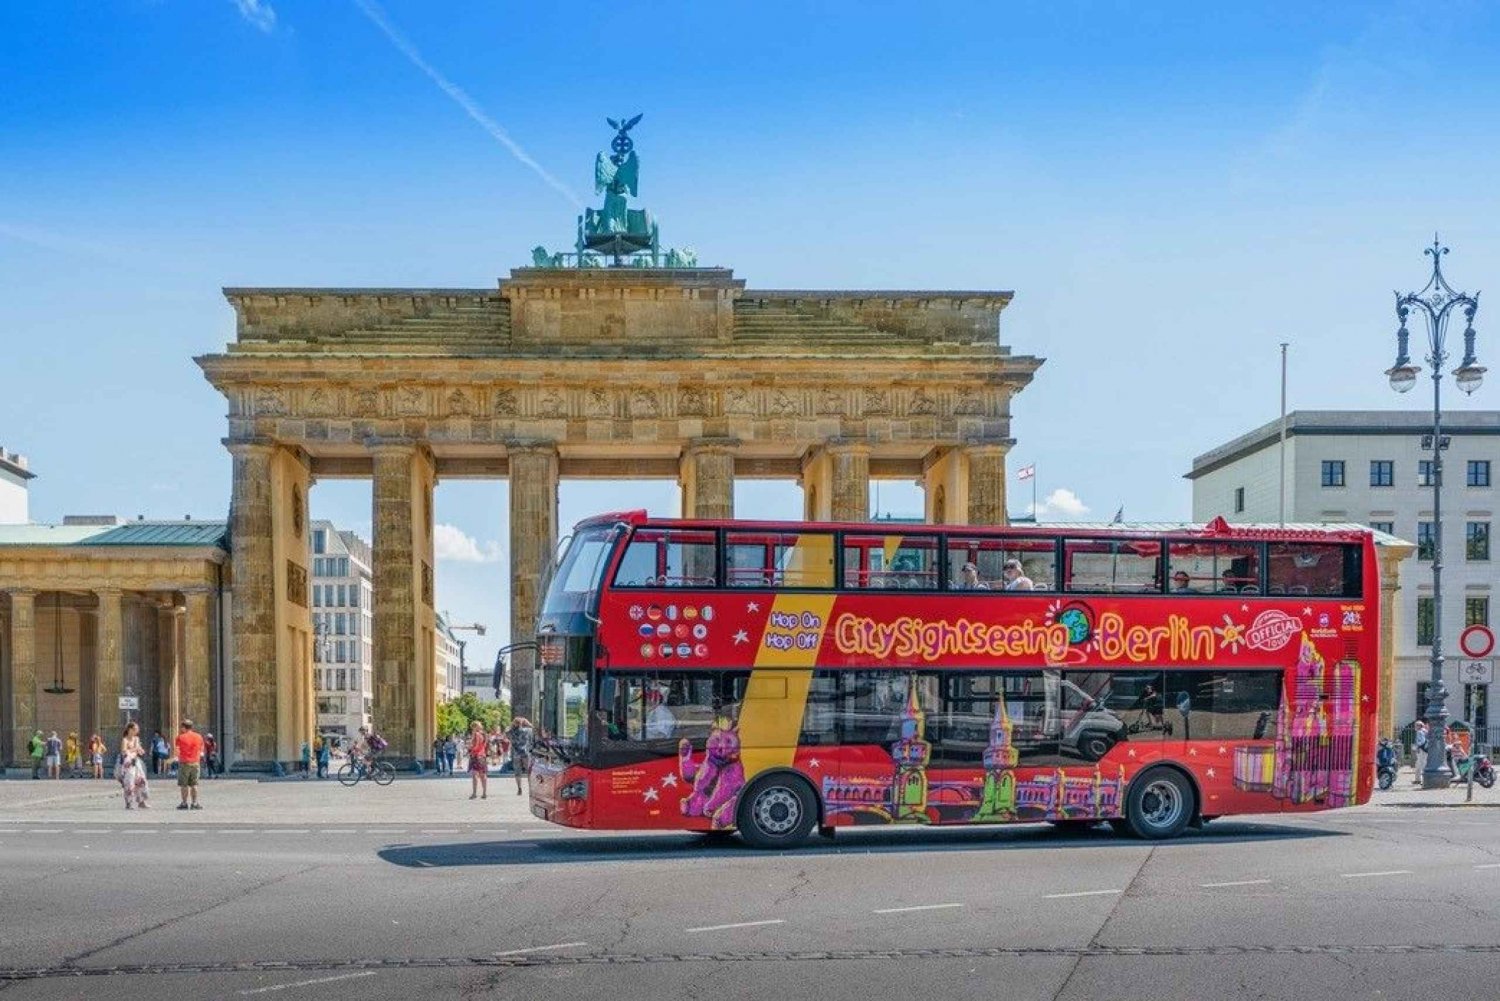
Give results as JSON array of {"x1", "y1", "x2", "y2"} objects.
[{"x1": 529, "y1": 513, "x2": 1378, "y2": 848}]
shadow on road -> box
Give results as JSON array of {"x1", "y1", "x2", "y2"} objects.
[{"x1": 376, "y1": 819, "x2": 1344, "y2": 869}]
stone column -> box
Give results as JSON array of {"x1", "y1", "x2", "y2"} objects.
[
  {"x1": 6, "y1": 589, "x2": 36, "y2": 766},
  {"x1": 227, "y1": 441, "x2": 277, "y2": 767},
  {"x1": 1377, "y1": 546, "x2": 1410, "y2": 739},
  {"x1": 679, "y1": 438, "x2": 738, "y2": 519},
  {"x1": 920, "y1": 448, "x2": 966, "y2": 525},
  {"x1": 508, "y1": 443, "x2": 559, "y2": 720},
  {"x1": 826, "y1": 440, "x2": 871, "y2": 522},
  {"x1": 963, "y1": 442, "x2": 1011, "y2": 526},
  {"x1": 158, "y1": 602, "x2": 184, "y2": 736},
  {"x1": 94, "y1": 589, "x2": 124, "y2": 744},
  {"x1": 182, "y1": 589, "x2": 214, "y2": 732},
  {"x1": 371, "y1": 442, "x2": 436, "y2": 763}
]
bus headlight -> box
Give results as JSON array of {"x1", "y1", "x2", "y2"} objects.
[{"x1": 560, "y1": 780, "x2": 589, "y2": 801}]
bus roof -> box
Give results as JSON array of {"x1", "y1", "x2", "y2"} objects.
[{"x1": 570, "y1": 512, "x2": 1376, "y2": 545}]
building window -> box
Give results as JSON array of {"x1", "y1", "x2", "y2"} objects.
[
  {"x1": 1370, "y1": 460, "x2": 1394, "y2": 487},
  {"x1": 1233, "y1": 487, "x2": 1245, "y2": 514},
  {"x1": 1468, "y1": 597, "x2": 1491, "y2": 627},
  {"x1": 313, "y1": 529, "x2": 326, "y2": 554},
  {"x1": 1417, "y1": 522, "x2": 1436, "y2": 561},
  {"x1": 1469, "y1": 522, "x2": 1491, "y2": 561},
  {"x1": 1470, "y1": 460, "x2": 1492, "y2": 487},
  {"x1": 1369, "y1": 521, "x2": 1394, "y2": 535},
  {"x1": 1418, "y1": 460, "x2": 1435, "y2": 487},
  {"x1": 1417, "y1": 596, "x2": 1435, "y2": 647},
  {"x1": 1321, "y1": 460, "x2": 1345, "y2": 487}
]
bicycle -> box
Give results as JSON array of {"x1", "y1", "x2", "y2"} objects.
[{"x1": 337, "y1": 753, "x2": 396, "y2": 787}]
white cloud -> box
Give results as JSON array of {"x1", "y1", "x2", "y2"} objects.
[
  {"x1": 433, "y1": 523, "x2": 501, "y2": 563},
  {"x1": 1032, "y1": 488, "x2": 1089, "y2": 519},
  {"x1": 231, "y1": 0, "x2": 276, "y2": 33}
]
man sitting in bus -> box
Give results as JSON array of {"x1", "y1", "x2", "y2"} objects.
[
  {"x1": 1171, "y1": 571, "x2": 1196, "y2": 593},
  {"x1": 1001, "y1": 559, "x2": 1034, "y2": 591},
  {"x1": 644, "y1": 689, "x2": 676, "y2": 739},
  {"x1": 955, "y1": 562, "x2": 990, "y2": 591}
]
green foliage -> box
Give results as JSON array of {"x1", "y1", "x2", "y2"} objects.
[{"x1": 436, "y1": 693, "x2": 511, "y2": 738}]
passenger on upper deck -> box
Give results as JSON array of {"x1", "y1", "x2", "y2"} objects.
[
  {"x1": 955, "y1": 562, "x2": 990, "y2": 591},
  {"x1": 1171, "y1": 571, "x2": 1196, "y2": 593},
  {"x1": 1001, "y1": 559, "x2": 1033, "y2": 591}
]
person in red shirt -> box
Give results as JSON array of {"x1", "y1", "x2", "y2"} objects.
[{"x1": 172, "y1": 719, "x2": 205, "y2": 811}]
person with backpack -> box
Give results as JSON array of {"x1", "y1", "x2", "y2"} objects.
[
  {"x1": 150, "y1": 730, "x2": 170, "y2": 776},
  {"x1": 44, "y1": 731, "x2": 63, "y2": 780}
]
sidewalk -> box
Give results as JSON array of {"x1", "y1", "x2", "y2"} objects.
[{"x1": 0, "y1": 770, "x2": 537, "y2": 824}]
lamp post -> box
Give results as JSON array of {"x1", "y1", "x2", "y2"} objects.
[{"x1": 1386, "y1": 236, "x2": 1485, "y2": 789}]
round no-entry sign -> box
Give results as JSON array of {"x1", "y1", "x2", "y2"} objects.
[{"x1": 1460, "y1": 624, "x2": 1496, "y2": 659}]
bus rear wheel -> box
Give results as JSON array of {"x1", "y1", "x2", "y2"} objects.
[
  {"x1": 1124, "y1": 767, "x2": 1194, "y2": 840},
  {"x1": 736, "y1": 774, "x2": 817, "y2": 850}
]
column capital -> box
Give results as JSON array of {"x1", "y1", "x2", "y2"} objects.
[
  {"x1": 823, "y1": 437, "x2": 872, "y2": 456},
  {"x1": 223, "y1": 436, "x2": 276, "y2": 457},
  {"x1": 506, "y1": 439, "x2": 560, "y2": 458},
  {"x1": 5, "y1": 587, "x2": 38, "y2": 599},
  {"x1": 960, "y1": 438, "x2": 1015, "y2": 456},
  {"x1": 681, "y1": 436, "x2": 741, "y2": 457},
  {"x1": 366, "y1": 437, "x2": 418, "y2": 457}
]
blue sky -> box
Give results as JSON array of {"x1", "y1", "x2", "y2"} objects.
[{"x1": 4, "y1": 0, "x2": 1499, "y2": 670}]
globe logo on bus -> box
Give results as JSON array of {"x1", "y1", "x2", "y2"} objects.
[{"x1": 1057, "y1": 603, "x2": 1093, "y2": 645}]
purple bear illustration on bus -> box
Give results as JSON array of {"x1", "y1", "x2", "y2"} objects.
[{"x1": 678, "y1": 716, "x2": 745, "y2": 828}]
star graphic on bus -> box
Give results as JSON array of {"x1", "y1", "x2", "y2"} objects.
[
  {"x1": 1217, "y1": 746, "x2": 1227, "y2": 756},
  {"x1": 1206, "y1": 768, "x2": 1217, "y2": 779},
  {"x1": 1126, "y1": 748, "x2": 1138, "y2": 758},
  {"x1": 660, "y1": 772, "x2": 678, "y2": 788},
  {"x1": 808, "y1": 758, "x2": 821, "y2": 769},
  {"x1": 732, "y1": 629, "x2": 750, "y2": 645},
  {"x1": 746, "y1": 601, "x2": 760, "y2": 613},
  {"x1": 1303, "y1": 606, "x2": 1313, "y2": 616},
  {"x1": 642, "y1": 786, "x2": 659, "y2": 802}
]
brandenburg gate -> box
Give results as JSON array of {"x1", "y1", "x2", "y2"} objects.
[{"x1": 196, "y1": 119, "x2": 1042, "y2": 767}]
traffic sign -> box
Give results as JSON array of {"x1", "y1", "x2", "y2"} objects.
[
  {"x1": 1458, "y1": 660, "x2": 1494, "y2": 686},
  {"x1": 117, "y1": 695, "x2": 139, "y2": 710},
  {"x1": 1460, "y1": 624, "x2": 1496, "y2": 659}
]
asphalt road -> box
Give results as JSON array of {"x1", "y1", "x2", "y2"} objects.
[{"x1": 1, "y1": 808, "x2": 1498, "y2": 1000}]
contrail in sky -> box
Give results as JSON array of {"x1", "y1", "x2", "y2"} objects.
[{"x1": 351, "y1": 0, "x2": 583, "y2": 208}]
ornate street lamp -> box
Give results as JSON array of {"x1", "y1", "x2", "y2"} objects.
[{"x1": 1387, "y1": 236, "x2": 1484, "y2": 789}]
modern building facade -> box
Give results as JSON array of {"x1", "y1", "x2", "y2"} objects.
[
  {"x1": 310, "y1": 522, "x2": 374, "y2": 740},
  {"x1": 0, "y1": 447, "x2": 33, "y2": 525},
  {"x1": 1188, "y1": 410, "x2": 1495, "y2": 733},
  {"x1": 434, "y1": 615, "x2": 462, "y2": 706}
]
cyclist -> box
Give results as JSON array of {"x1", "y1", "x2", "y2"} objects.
[{"x1": 352, "y1": 725, "x2": 388, "y2": 774}]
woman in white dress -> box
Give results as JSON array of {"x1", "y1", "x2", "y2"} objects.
[{"x1": 117, "y1": 721, "x2": 150, "y2": 809}]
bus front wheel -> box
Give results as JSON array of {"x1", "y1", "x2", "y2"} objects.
[
  {"x1": 1123, "y1": 767, "x2": 1194, "y2": 840},
  {"x1": 736, "y1": 774, "x2": 817, "y2": 850}
]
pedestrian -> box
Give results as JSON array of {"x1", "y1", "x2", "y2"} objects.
[
  {"x1": 443, "y1": 733, "x2": 458, "y2": 775},
  {"x1": 431, "y1": 735, "x2": 446, "y2": 775},
  {"x1": 203, "y1": 732, "x2": 218, "y2": 778},
  {"x1": 300, "y1": 739, "x2": 311, "y2": 780},
  {"x1": 64, "y1": 732, "x2": 81, "y2": 778},
  {"x1": 1413, "y1": 720, "x2": 1429, "y2": 785},
  {"x1": 150, "y1": 730, "x2": 169, "y2": 776},
  {"x1": 117, "y1": 722, "x2": 149, "y2": 809},
  {"x1": 467, "y1": 721, "x2": 489, "y2": 800},
  {"x1": 88, "y1": 733, "x2": 105, "y2": 780},
  {"x1": 316, "y1": 734, "x2": 330, "y2": 779},
  {"x1": 26, "y1": 730, "x2": 43, "y2": 779},
  {"x1": 507, "y1": 717, "x2": 534, "y2": 796},
  {"x1": 172, "y1": 718, "x2": 204, "y2": 811},
  {"x1": 44, "y1": 730, "x2": 63, "y2": 780}
]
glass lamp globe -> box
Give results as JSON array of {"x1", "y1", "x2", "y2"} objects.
[
  {"x1": 1387, "y1": 365, "x2": 1420, "y2": 394},
  {"x1": 1454, "y1": 364, "x2": 1486, "y2": 396}
]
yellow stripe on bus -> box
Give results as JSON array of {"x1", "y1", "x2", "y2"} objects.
[{"x1": 738, "y1": 593, "x2": 835, "y2": 776}]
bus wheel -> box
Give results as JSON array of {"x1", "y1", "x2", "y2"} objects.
[
  {"x1": 736, "y1": 774, "x2": 817, "y2": 850},
  {"x1": 1124, "y1": 768, "x2": 1194, "y2": 840}
]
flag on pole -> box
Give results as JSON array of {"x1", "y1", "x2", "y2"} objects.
[
  {"x1": 1017, "y1": 465, "x2": 1035, "y2": 481},
  {"x1": 1111, "y1": 505, "x2": 1124, "y2": 524}
]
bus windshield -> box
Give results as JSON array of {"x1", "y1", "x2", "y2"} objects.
[{"x1": 543, "y1": 525, "x2": 621, "y2": 616}]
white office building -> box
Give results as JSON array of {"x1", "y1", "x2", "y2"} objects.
[
  {"x1": 1188, "y1": 410, "x2": 1497, "y2": 732},
  {"x1": 435, "y1": 614, "x2": 463, "y2": 706},
  {"x1": 310, "y1": 522, "x2": 374, "y2": 739},
  {"x1": 0, "y1": 447, "x2": 33, "y2": 525}
]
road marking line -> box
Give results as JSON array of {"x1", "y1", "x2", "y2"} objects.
[
  {"x1": 217, "y1": 829, "x2": 255, "y2": 834},
  {"x1": 1474, "y1": 863, "x2": 1500, "y2": 869},
  {"x1": 239, "y1": 969, "x2": 377, "y2": 995},
  {"x1": 121, "y1": 830, "x2": 154, "y2": 835},
  {"x1": 494, "y1": 941, "x2": 588, "y2": 957},
  {"x1": 1044, "y1": 889, "x2": 1122, "y2": 899},
  {"x1": 873, "y1": 903, "x2": 965, "y2": 914},
  {"x1": 521, "y1": 827, "x2": 560, "y2": 833},
  {"x1": 170, "y1": 830, "x2": 205, "y2": 835},
  {"x1": 420, "y1": 829, "x2": 460, "y2": 834},
  {"x1": 1341, "y1": 870, "x2": 1412, "y2": 879},
  {"x1": 1200, "y1": 879, "x2": 1272, "y2": 888},
  {"x1": 685, "y1": 919, "x2": 785, "y2": 934},
  {"x1": 475, "y1": 829, "x2": 508, "y2": 834},
  {"x1": 30, "y1": 829, "x2": 62, "y2": 834},
  {"x1": 266, "y1": 829, "x2": 310, "y2": 835},
  {"x1": 322, "y1": 829, "x2": 355, "y2": 834}
]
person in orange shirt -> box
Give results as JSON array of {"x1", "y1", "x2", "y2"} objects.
[{"x1": 172, "y1": 719, "x2": 205, "y2": 811}]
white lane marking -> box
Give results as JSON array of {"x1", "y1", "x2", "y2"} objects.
[
  {"x1": 0, "y1": 829, "x2": 17, "y2": 834},
  {"x1": 494, "y1": 941, "x2": 588, "y2": 957},
  {"x1": 1474, "y1": 863, "x2": 1500, "y2": 869},
  {"x1": 420, "y1": 829, "x2": 460, "y2": 834},
  {"x1": 1200, "y1": 879, "x2": 1272, "y2": 888},
  {"x1": 266, "y1": 829, "x2": 311, "y2": 835},
  {"x1": 218, "y1": 829, "x2": 255, "y2": 834},
  {"x1": 685, "y1": 919, "x2": 785, "y2": 934},
  {"x1": 521, "y1": 827, "x2": 561, "y2": 834},
  {"x1": 1341, "y1": 869, "x2": 1413, "y2": 879},
  {"x1": 30, "y1": 829, "x2": 62, "y2": 834},
  {"x1": 475, "y1": 829, "x2": 508, "y2": 835},
  {"x1": 873, "y1": 903, "x2": 965, "y2": 914},
  {"x1": 121, "y1": 830, "x2": 154, "y2": 835},
  {"x1": 239, "y1": 969, "x2": 377, "y2": 995},
  {"x1": 170, "y1": 830, "x2": 205, "y2": 835},
  {"x1": 1044, "y1": 889, "x2": 1122, "y2": 899}
]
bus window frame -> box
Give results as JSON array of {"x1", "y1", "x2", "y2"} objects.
[
  {"x1": 724, "y1": 528, "x2": 838, "y2": 591},
  {"x1": 610, "y1": 526, "x2": 721, "y2": 590},
  {"x1": 1164, "y1": 538, "x2": 1267, "y2": 596}
]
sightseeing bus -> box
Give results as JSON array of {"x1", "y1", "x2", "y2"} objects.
[{"x1": 529, "y1": 512, "x2": 1379, "y2": 848}]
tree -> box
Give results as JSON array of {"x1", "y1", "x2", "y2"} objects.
[{"x1": 436, "y1": 693, "x2": 511, "y2": 738}]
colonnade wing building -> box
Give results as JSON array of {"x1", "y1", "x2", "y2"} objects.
[{"x1": 194, "y1": 266, "x2": 1041, "y2": 768}]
